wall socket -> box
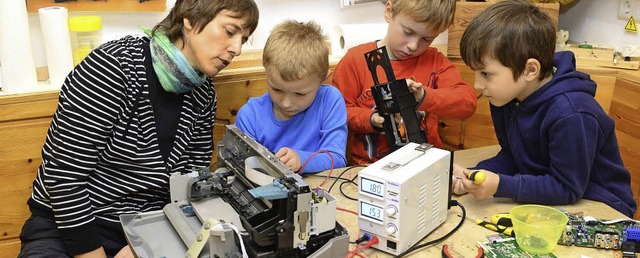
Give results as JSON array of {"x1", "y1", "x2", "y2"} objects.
[{"x1": 618, "y1": 0, "x2": 638, "y2": 20}]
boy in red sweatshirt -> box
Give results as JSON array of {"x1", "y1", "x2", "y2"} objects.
[{"x1": 332, "y1": 0, "x2": 477, "y2": 165}]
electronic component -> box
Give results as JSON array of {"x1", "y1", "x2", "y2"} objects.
[
  {"x1": 479, "y1": 235, "x2": 558, "y2": 258},
  {"x1": 365, "y1": 47, "x2": 427, "y2": 150},
  {"x1": 357, "y1": 142, "x2": 452, "y2": 255},
  {"x1": 120, "y1": 125, "x2": 349, "y2": 257},
  {"x1": 558, "y1": 210, "x2": 640, "y2": 252}
]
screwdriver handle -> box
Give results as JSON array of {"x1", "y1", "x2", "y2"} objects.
[
  {"x1": 474, "y1": 219, "x2": 515, "y2": 237},
  {"x1": 490, "y1": 213, "x2": 513, "y2": 227},
  {"x1": 468, "y1": 170, "x2": 486, "y2": 184}
]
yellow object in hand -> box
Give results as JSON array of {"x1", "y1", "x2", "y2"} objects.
[
  {"x1": 468, "y1": 170, "x2": 486, "y2": 184},
  {"x1": 474, "y1": 219, "x2": 515, "y2": 237}
]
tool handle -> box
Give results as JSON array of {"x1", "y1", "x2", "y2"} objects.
[
  {"x1": 490, "y1": 213, "x2": 513, "y2": 227},
  {"x1": 475, "y1": 219, "x2": 515, "y2": 237},
  {"x1": 468, "y1": 170, "x2": 486, "y2": 184}
]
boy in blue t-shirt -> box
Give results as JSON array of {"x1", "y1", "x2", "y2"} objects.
[
  {"x1": 452, "y1": 0, "x2": 636, "y2": 217},
  {"x1": 235, "y1": 20, "x2": 347, "y2": 173}
]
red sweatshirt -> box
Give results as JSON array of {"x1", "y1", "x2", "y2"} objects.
[{"x1": 332, "y1": 42, "x2": 477, "y2": 165}]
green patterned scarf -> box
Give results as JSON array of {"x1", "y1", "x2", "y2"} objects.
[{"x1": 142, "y1": 27, "x2": 206, "y2": 93}]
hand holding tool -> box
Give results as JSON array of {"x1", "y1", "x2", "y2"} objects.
[{"x1": 468, "y1": 170, "x2": 486, "y2": 184}]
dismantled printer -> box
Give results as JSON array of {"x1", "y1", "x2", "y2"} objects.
[
  {"x1": 120, "y1": 125, "x2": 349, "y2": 258},
  {"x1": 366, "y1": 46, "x2": 428, "y2": 150}
]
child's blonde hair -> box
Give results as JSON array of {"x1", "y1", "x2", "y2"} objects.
[
  {"x1": 263, "y1": 20, "x2": 329, "y2": 82},
  {"x1": 388, "y1": 0, "x2": 456, "y2": 32}
]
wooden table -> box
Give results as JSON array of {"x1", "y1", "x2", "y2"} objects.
[{"x1": 304, "y1": 145, "x2": 628, "y2": 257}]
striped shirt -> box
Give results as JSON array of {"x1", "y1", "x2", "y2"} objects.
[{"x1": 27, "y1": 36, "x2": 216, "y2": 255}]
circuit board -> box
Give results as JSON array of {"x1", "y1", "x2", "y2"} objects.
[
  {"x1": 558, "y1": 210, "x2": 640, "y2": 251},
  {"x1": 480, "y1": 235, "x2": 558, "y2": 258}
]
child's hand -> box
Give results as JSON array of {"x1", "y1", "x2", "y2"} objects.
[
  {"x1": 371, "y1": 113, "x2": 385, "y2": 129},
  {"x1": 460, "y1": 169, "x2": 499, "y2": 200},
  {"x1": 275, "y1": 147, "x2": 302, "y2": 172},
  {"x1": 405, "y1": 78, "x2": 425, "y2": 102},
  {"x1": 451, "y1": 164, "x2": 469, "y2": 195}
]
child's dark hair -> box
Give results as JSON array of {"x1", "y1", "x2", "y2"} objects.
[{"x1": 460, "y1": 0, "x2": 555, "y2": 81}]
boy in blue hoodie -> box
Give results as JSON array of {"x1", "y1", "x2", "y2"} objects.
[{"x1": 451, "y1": 0, "x2": 636, "y2": 217}]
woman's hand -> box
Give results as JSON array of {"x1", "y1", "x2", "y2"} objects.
[
  {"x1": 74, "y1": 247, "x2": 107, "y2": 258},
  {"x1": 114, "y1": 245, "x2": 135, "y2": 258}
]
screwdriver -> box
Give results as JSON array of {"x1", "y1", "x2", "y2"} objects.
[
  {"x1": 468, "y1": 170, "x2": 486, "y2": 184},
  {"x1": 490, "y1": 212, "x2": 513, "y2": 227},
  {"x1": 468, "y1": 217, "x2": 515, "y2": 237}
]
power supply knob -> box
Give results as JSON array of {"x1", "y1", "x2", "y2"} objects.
[
  {"x1": 386, "y1": 205, "x2": 398, "y2": 216},
  {"x1": 386, "y1": 224, "x2": 397, "y2": 235}
]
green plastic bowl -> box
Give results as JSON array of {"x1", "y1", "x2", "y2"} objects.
[{"x1": 510, "y1": 205, "x2": 568, "y2": 254}]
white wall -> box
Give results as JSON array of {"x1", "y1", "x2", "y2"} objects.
[
  {"x1": 26, "y1": 0, "x2": 392, "y2": 67},
  {"x1": 559, "y1": 0, "x2": 640, "y2": 56},
  {"x1": 23, "y1": 0, "x2": 640, "y2": 68}
]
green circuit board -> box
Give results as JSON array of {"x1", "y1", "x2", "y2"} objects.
[
  {"x1": 557, "y1": 210, "x2": 640, "y2": 250},
  {"x1": 480, "y1": 235, "x2": 558, "y2": 258}
]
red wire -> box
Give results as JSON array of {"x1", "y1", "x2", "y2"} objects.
[
  {"x1": 297, "y1": 149, "x2": 334, "y2": 188},
  {"x1": 346, "y1": 236, "x2": 379, "y2": 258},
  {"x1": 337, "y1": 207, "x2": 358, "y2": 215}
]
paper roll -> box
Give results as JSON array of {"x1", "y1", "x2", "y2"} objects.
[
  {"x1": 39, "y1": 6, "x2": 73, "y2": 89},
  {"x1": 0, "y1": 0, "x2": 38, "y2": 93},
  {"x1": 331, "y1": 23, "x2": 388, "y2": 57}
]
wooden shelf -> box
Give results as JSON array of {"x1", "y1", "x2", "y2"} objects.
[{"x1": 26, "y1": 0, "x2": 165, "y2": 13}]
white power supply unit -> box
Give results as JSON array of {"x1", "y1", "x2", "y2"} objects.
[{"x1": 357, "y1": 142, "x2": 452, "y2": 255}]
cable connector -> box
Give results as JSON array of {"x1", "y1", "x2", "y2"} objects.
[
  {"x1": 354, "y1": 234, "x2": 372, "y2": 245},
  {"x1": 448, "y1": 200, "x2": 459, "y2": 209},
  {"x1": 367, "y1": 235, "x2": 380, "y2": 246}
]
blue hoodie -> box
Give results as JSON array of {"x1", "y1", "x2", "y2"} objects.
[{"x1": 476, "y1": 51, "x2": 637, "y2": 217}]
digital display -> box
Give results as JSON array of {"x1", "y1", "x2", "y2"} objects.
[
  {"x1": 361, "y1": 177, "x2": 384, "y2": 197},
  {"x1": 360, "y1": 201, "x2": 384, "y2": 223}
]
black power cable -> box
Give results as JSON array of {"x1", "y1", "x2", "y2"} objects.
[{"x1": 394, "y1": 200, "x2": 467, "y2": 258}]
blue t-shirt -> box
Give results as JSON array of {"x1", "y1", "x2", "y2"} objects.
[{"x1": 235, "y1": 85, "x2": 348, "y2": 173}]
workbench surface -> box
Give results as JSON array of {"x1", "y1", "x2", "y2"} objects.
[{"x1": 304, "y1": 145, "x2": 628, "y2": 257}]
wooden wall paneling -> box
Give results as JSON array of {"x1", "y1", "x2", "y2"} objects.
[
  {"x1": 0, "y1": 91, "x2": 58, "y2": 257},
  {"x1": 0, "y1": 240, "x2": 21, "y2": 258},
  {"x1": 0, "y1": 117, "x2": 53, "y2": 255},
  {"x1": 448, "y1": 2, "x2": 559, "y2": 58},
  {"x1": 590, "y1": 75, "x2": 616, "y2": 114},
  {"x1": 0, "y1": 91, "x2": 59, "y2": 123},
  {"x1": 439, "y1": 61, "x2": 498, "y2": 150},
  {"x1": 609, "y1": 78, "x2": 640, "y2": 219},
  {"x1": 210, "y1": 78, "x2": 269, "y2": 165}
]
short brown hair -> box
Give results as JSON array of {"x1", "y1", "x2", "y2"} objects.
[
  {"x1": 388, "y1": 0, "x2": 456, "y2": 33},
  {"x1": 153, "y1": 0, "x2": 259, "y2": 43},
  {"x1": 263, "y1": 20, "x2": 329, "y2": 82},
  {"x1": 460, "y1": 0, "x2": 555, "y2": 81}
]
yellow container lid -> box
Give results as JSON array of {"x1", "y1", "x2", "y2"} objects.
[{"x1": 68, "y1": 16, "x2": 102, "y2": 32}]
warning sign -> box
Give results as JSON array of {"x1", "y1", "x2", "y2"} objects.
[{"x1": 625, "y1": 16, "x2": 637, "y2": 32}]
